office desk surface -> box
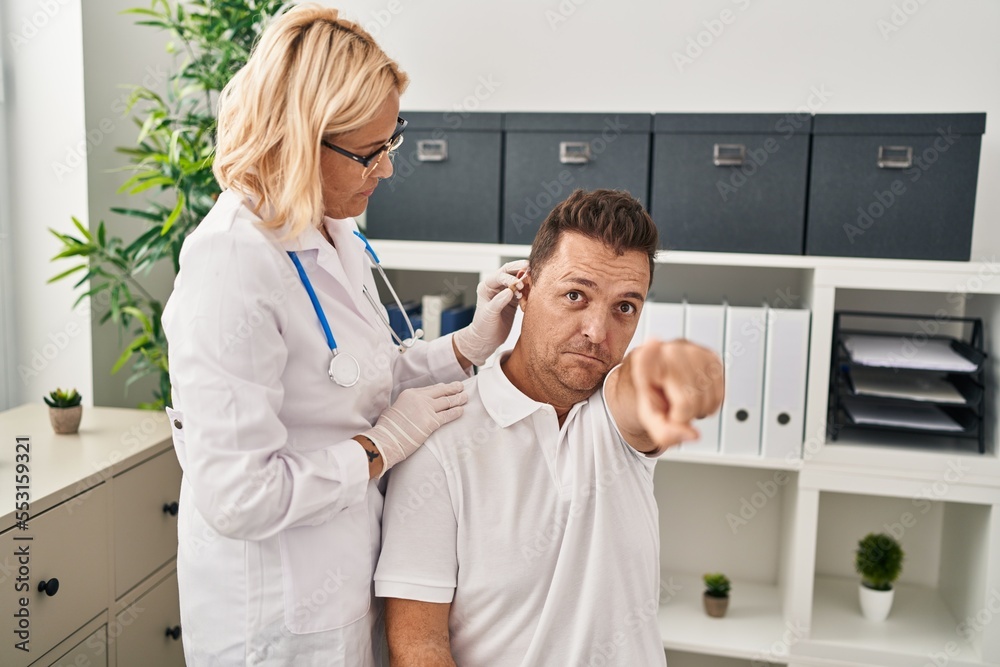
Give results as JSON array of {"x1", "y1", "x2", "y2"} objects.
[{"x1": 0, "y1": 404, "x2": 173, "y2": 529}]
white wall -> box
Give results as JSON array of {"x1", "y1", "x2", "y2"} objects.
[
  {"x1": 1, "y1": 0, "x2": 93, "y2": 409},
  {"x1": 333, "y1": 0, "x2": 1000, "y2": 258}
]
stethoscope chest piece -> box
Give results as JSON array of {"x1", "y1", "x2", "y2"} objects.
[{"x1": 329, "y1": 352, "x2": 361, "y2": 387}]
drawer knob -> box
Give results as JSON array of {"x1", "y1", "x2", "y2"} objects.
[
  {"x1": 165, "y1": 625, "x2": 182, "y2": 640},
  {"x1": 38, "y1": 578, "x2": 60, "y2": 597},
  {"x1": 163, "y1": 501, "x2": 180, "y2": 516}
]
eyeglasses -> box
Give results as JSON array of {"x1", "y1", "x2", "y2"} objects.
[{"x1": 322, "y1": 116, "x2": 408, "y2": 180}]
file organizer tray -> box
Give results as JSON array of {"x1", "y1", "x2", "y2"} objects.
[{"x1": 828, "y1": 311, "x2": 987, "y2": 453}]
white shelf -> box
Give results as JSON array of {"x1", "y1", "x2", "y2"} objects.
[
  {"x1": 810, "y1": 434, "x2": 1000, "y2": 489},
  {"x1": 659, "y1": 572, "x2": 789, "y2": 661},
  {"x1": 800, "y1": 576, "x2": 987, "y2": 667},
  {"x1": 659, "y1": 447, "x2": 802, "y2": 471}
]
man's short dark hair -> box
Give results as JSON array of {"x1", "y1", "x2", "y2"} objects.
[{"x1": 528, "y1": 189, "x2": 659, "y2": 286}]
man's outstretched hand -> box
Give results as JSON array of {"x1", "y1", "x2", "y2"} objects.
[{"x1": 607, "y1": 339, "x2": 724, "y2": 456}]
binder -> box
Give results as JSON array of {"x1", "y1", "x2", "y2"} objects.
[
  {"x1": 761, "y1": 308, "x2": 811, "y2": 460},
  {"x1": 720, "y1": 306, "x2": 767, "y2": 456},
  {"x1": 422, "y1": 293, "x2": 462, "y2": 340},
  {"x1": 441, "y1": 304, "x2": 475, "y2": 336},
  {"x1": 644, "y1": 302, "x2": 686, "y2": 342},
  {"x1": 680, "y1": 304, "x2": 725, "y2": 454}
]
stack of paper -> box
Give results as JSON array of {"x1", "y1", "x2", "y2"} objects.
[
  {"x1": 842, "y1": 334, "x2": 977, "y2": 372},
  {"x1": 842, "y1": 398, "x2": 964, "y2": 433},
  {"x1": 849, "y1": 368, "x2": 967, "y2": 404}
]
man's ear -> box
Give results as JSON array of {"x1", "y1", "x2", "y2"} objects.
[{"x1": 517, "y1": 270, "x2": 531, "y2": 310}]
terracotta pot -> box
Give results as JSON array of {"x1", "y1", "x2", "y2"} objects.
[
  {"x1": 859, "y1": 582, "x2": 894, "y2": 621},
  {"x1": 49, "y1": 405, "x2": 83, "y2": 434},
  {"x1": 703, "y1": 593, "x2": 729, "y2": 618}
]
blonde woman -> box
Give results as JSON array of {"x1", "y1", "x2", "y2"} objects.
[{"x1": 161, "y1": 6, "x2": 524, "y2": 665}]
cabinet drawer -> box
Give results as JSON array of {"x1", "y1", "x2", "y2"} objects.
[
  {"x1": 113, "y1": 449, "x2": 181, "y2": 597},
  {"x1": 0, "y1": 485, "x2": 110, "y2": 666},
  {"x1": 115, "y1": 570, "x2": 184, "y2": 667},
  {"x1": 38, "y1": 626, "x2": 108, "y2": 667}
]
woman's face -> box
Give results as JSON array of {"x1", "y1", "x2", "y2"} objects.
[{"x1": 320, "y1": 88, "x2": 401, "y2": 219}]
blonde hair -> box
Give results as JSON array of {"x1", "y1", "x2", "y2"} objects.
[{"x1": 213, "y1": 4, "x2": 409, "y2": 237}]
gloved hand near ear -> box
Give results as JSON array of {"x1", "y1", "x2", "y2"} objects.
[{"x1": 453, "y1": 260, "x2": 529, "y2": 366}]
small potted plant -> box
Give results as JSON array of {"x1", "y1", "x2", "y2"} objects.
[
  {"x1": 703, "y1": 573, "x2": 731, "y2": 618},
  {"x1": 44, "y1": 388, "x2": 83, "y2": 434},
  {"x1": 855, "y1": 532, "x2": 904, "y2": 621}
]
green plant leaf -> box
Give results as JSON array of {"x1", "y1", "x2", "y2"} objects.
[
  {"x1": 71, "y1": 217, "x2": 93, "y2": 241},
  {"x1": 121, "y1": 306, "x2": 153, "y2": 332},
  {"x1": 161, "y1": 191, "x2": 185, "y2": 235},
  {"x1": 51, "y1": 245, "x2": 96, "y2": 260},
  {"x1": 110, "y1": 207, "x2": 163, "y2": 222},
  {"x1": 46, "y1": 263, "x2": 88, "y2": 284},
  {"x1": 128, "y1": 175, "x2": 175, "y2": 194},
  {"x1": 111, "y1": 334, "x2": 149, "y2": 374}
]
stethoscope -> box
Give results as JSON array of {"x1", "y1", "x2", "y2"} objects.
[{"x1": 287, "y1": 230, "x2": 423, "y2": 387}]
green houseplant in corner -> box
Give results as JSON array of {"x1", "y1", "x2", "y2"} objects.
[
  {"x1": 45, "y1": 388, "x2": 84, "y2": 434},
  {"x1": 703, "y1": 572, "x2": 731, "y2": 618},
  {"x1": 855, "y1": 532, "x2": 904, "y2": 621},
  {"x1": 47, "y1": 0, "x2": 289, "y2": 409}
]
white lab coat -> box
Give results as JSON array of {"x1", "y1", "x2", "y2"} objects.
[{"x1": 161, "y1": 189, "x2": 468, "y2": 666}]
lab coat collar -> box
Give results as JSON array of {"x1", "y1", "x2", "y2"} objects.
[
  {"x1": 235, "y1": 189, "x2": 375, "y2": 328},
  {"x1": 478, "y1": 353, "x2": 548, "y2": 428}
]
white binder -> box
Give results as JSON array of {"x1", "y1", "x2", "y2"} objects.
[
  {"x1": 680, "y1": 304, "x2": 725, "y2": 454},
  {"x1": 644, "y1": 302, "x2": 686, "y2": 342},
  {"x1": 761, "y1": 308, "x2": 811, "y2": 460},
  {"x1": 720, "y1": 306, "x2": 767, "y2": 456}
]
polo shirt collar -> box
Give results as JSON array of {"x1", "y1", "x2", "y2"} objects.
[{"x1": 478, "y1": 353, "x2": 548, "y2": 427}]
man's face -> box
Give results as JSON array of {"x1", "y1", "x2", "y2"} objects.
[{"x1": 518, "y1": 231, "x2": 650, "y2": 404}]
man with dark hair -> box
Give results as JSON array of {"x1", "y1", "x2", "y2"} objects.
[{"x1": 375, "y1": 189, "x2": 724, "y2": 666}]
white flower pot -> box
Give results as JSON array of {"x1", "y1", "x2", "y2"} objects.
[{"x1": 859, "y1": 583, "x2": 894, "y2": 621}]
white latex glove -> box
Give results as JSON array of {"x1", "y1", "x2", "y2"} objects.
[
  {"x1": 453, "y1": 260, "x2": 529, "y2": 366},
  {"x1": 361, "y1": 381, "x2": 467, "y2": 477}
]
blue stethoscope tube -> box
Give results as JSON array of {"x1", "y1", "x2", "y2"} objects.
[{"x1": 287, "y1": 231, "x2": 423, "y2": 386}]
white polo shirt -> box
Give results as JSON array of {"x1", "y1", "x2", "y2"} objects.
[{"x1": 375, "y1": 357, "x2": 667, "y2": 667}]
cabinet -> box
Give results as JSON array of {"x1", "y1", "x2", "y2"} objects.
[
  {"x1": 0, "y1": 405, "x2": 183, "y2": 667},
  {"x1": 370, "y1": 238, "x2": 1000, "y2": 666}
]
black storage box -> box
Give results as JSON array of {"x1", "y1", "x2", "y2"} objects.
[
  {"x1": 501, "y1": 113, "x2": 652, "y2": 244},
  {"x1": 806, "y1": 113, "x2": 986, "y2": 261},
  {"x1": 365, "y1": 112, "x2": 503, "y2": 243},
  {"x1": 650, "y1": 113, "x2": 812, "y2": 254}
]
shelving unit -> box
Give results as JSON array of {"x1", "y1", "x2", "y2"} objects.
[{"x1": 367, "y1": 238, "x2": 1000, "y2": 666}]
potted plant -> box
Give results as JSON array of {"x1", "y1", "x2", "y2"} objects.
[
  {"x1": 855, "y1": 532, "x2": 904, "y2": 621},
  {"x1": 703, "y1": 573, "x2": 731, "y2": 618},
  {"x1": 48, "y1": 0, "x2": 289, "y2": 410},
  {"x1": 45, "y1": 388, "x2": 84, "y2": 434}
]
